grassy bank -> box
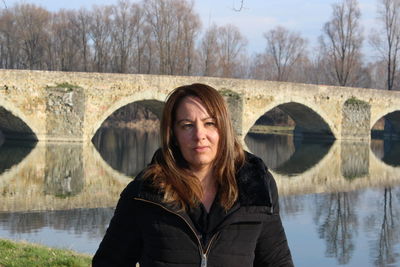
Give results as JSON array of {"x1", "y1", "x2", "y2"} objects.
[{"x1": 0, "y1": 239, "x2": 91, "y2": 267}]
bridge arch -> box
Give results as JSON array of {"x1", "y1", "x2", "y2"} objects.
[
  {"x1": 0, "y1": 100, "x2": 39, "y2": 141},
  {"x1": 371, "y1": 108, "x2": 400, "y2": 136},
  {"x1": 89, "y1": 90, "x2": 167, "y2": 140},
  {"x1": 244, "y1": 99, "x2": 337, "y2": 138}
]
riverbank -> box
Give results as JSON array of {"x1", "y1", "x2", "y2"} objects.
[
  {"x1": 248, "y1": 125, "x2": 294, "y2": 135},
  {"x1": 0, "y1": 238, "x2": 91, "y2": 267}
]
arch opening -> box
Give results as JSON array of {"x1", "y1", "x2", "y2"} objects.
[
  {"x1": 248, "y1": 102, "x2": 334, "y2": 139},
  {"x1": 245, "y1": 102, "x2": 334, "y2": 175},
  {"x1": 92, "y1": 100, "x2": 163, "y2": 177},
  {"x1": 371, "y1": 111, "x2": 400, "y2": 166},
  {"x1": 0, "y1": 106, "x2": 38, "y2": 141},
  {"x1": 372, "y1": 111, "x2": 400, "y2": 140},
  {"x1": 0, "y1": 107, "x2": 37, "y2": 176}
]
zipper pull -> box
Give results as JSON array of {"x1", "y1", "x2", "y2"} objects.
[{"x1": 201, "y1": 253, "x2": 207, "y2": 267}]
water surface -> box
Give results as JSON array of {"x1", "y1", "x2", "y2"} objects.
[{"x1": 1, "y1": 128, "x2": 400, "y2": 267}]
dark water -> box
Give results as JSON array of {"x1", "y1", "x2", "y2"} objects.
[{"x1": 1, "y1": 128, "x2": 400, "y2": 267}]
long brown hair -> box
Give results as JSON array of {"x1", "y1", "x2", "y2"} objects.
[{"x1": 144, "y1": 83, "x2": 244, "y2": 210}]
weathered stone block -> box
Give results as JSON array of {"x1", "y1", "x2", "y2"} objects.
[
  {"x1": 220, "y1": 89, "x2": 243, "y2": 137},
  {"x1": 341, "y1": 97, "x2": 370, "y2": 140},
  {"x1": 46, "y1": 84, "x2": 85, "y2": 141}
]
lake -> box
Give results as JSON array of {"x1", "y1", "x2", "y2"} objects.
[{"x1": 1, "y1": 127, "x2": 400, "y2": 267}]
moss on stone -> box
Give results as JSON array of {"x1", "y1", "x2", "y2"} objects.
[
  {"x1": 344, "y1": 96, "x2": 368, "y2": 107},
  {"x1": 47, "y1": 83, "x2": 80, "y2": 92},
  {"x1": 219, "y1": 89, "x2": 241, "y2": 99}
]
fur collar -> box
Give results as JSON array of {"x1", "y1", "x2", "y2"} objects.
[{"x1": 130, "y1": 150, "x2": 274, "y2": 211}]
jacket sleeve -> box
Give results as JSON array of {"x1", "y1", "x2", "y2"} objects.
[
  {"x1": 92, "y1": 183, "x2": 142, "y2": 266},
  {"x1": 254, "y1": 172, "x2": 294, "y2": 267}
]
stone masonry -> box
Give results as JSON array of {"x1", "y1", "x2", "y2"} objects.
[{"x1": 0, "y1": 69, "x2": 400, "y2": 142}]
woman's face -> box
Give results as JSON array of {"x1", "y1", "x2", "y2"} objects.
[{"x1": 173, "y1": 96, "x2": 220, "y2": 172}]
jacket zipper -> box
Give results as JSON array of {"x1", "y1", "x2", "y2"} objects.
[
  {"x1": 134, "y1": 197, "x2": 218, "y2": 267},
  {"x1": 134, "y1": 197, "x2": 216, "y2": 267},
  {"x1": 201, "y1": 233, "x2": 218, "y2": 267}
]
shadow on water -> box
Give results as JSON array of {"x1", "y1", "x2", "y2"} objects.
[
  {"x1": 245, "y1": 133, "x2": 334, "y2": 176},
  {"x1": 371, "y1": 138, "x2": 400, "y2": 167},
  {"x1": 92, "y1": 127, "x2": 160, "y2": 177},
  {"x1": 0, "y1": 139, "x2": 36, "y2": 175}
]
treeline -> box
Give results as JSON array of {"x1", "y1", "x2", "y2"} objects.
[{"x1": 0, "y1": 0, "x2": 398, "y2": 90}]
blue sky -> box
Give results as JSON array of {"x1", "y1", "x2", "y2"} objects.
[{"x1": 3, "y1": 0, "x2": 378, "y2": 57}]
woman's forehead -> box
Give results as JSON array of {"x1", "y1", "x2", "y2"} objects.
[{"x1": 175, "y1": 96, "x2": 211, "y2": 118}]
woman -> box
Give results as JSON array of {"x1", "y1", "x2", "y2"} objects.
[{"x1": 92, "y1": 83, "x2": 293, "y2": 267}]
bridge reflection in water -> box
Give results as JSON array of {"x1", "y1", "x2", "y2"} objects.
[
  {"x1": 0, "y1": 131, "x2": 400, "y2": 266},
  {"x1": 245, "y1": 133, "x2": 400, "y2": 267}
]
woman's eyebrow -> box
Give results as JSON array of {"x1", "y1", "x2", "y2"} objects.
[
  {"x1": 176, "y1": 119, "x2": 193, "y2": 124},
  {"x1": 177, "y1": 117, "x2": 214, "y2": 123}
]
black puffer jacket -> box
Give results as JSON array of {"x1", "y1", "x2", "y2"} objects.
[{"x1": 92, "y1": 152, "x2": 294, "y2": 267}]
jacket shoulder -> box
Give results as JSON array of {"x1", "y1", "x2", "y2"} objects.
[
  {"x1": 120, "y1": 170, "x2": 150, "y2": 198},
  {"x1": 237, "y1": 152, "x2": 277, "y2": 209},
  {"x1": 120, "y1": 169, "x2": 164, "y2": 205}
]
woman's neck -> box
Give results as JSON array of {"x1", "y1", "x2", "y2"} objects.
[{"x1": 192, "y1": 167, "x2": 217, "y2": 212}]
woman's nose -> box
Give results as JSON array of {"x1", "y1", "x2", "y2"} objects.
[{"x1": 193, "y1": 124, "x2": 206, "y2": 140}]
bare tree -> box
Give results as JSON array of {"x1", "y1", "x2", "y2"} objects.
[
  {"x1": 50, "y1": 9, "x2": 82, "y2": 71},
  {"x1": 179, "y1": 1, "x2": 201, "y2": 75},
  {"x1": 371, "y1": 0, "x2": 400, "y2": 90},
  {"x1": 232, "y1": 0, "x2": 244, "y2": 11},
  {"x1": 320, "y1": 0, "x2": 363, "y2": 86},
  {"x1": 248, "y1": 53, "x2": 275, "y2": 80},
  {"x1": 71, "y1": 8, "x2": 91, "y2": 72},
  {"x1": 199, "y1": 24, "x2": 219, "y2": 76},
  {"x1": 264, "y1": 26, "x2": 306, "y2": 81},
  {"x1": 0, "y1": 8, "x2": 20, "y2": 68},
  {"x1": 89, "y1": 5, "x2": 112, "y2": 73},
  {"x1": 144, "y1": 0, "x2": 200, "y2": 75},
  {"x1": 217, "y1": 24, "x2": 247, "y2": 78},
  {"x1": 110, "y1": 0, "x2": 144, "y2": 73},
  {"x1": 136, "y1": 23, "x2": 154, "y2": 74},
  {"x1": 13, "y1": 3, "x2": 51, "y2": 69}
]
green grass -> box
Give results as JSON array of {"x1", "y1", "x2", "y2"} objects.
[{"x1": 0, "y1": 239, "x2": 91, "y2": 267}]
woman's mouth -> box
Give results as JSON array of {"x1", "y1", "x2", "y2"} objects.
[{"x1": 194, "y1": 146, "x2": 208, "y2": 152}]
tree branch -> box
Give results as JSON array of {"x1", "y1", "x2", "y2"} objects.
[{"x1": 233, "y1": 0, "x2": 244, "y2": 12}]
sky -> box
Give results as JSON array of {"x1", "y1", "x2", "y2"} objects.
[{"x1": 2, "y1": 0, "x2": 379, "y2": 58}]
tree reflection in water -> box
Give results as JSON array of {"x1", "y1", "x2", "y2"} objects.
[
  {"x1": 313, "y1": 191, "x2": 359, "y2": 265},
  {"x1": 0, "y1": 208, "x2": 114, "y2": 239},
  {"x1": 368, "y1": 187, "x2": 400, "y2": 267}
]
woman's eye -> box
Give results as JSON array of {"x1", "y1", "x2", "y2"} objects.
[
  {"x1": 205, "y1": 121, "x2": 216, "y2": 127},
  {"x1": 182, "y1": 123, "x2": 193, "y2": 129}
]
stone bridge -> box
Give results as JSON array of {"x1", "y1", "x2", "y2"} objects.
[{"x1": 1, "y1": 69, "x2": 400, "y2": 142}]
